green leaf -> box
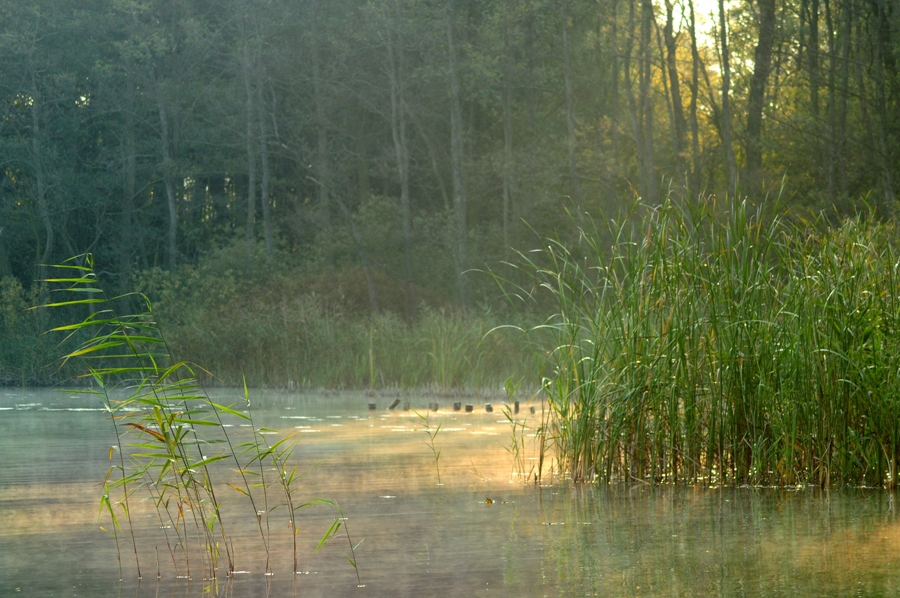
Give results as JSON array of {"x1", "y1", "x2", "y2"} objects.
[{"x1": 210, "y1": 402, "x2": 250, "y2": 421}]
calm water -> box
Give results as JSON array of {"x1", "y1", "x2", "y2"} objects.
[{"x1": 3, "y1": 388, "x2": 900, "y2": 597}]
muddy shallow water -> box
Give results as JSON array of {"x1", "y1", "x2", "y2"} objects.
[{"x1": 3, "y1": 388, "x2": 900, "y2": 597}]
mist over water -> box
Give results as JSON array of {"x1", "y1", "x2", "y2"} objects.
[{"x1": 2, "y1": 389, "x2": 900, "y2": 597}]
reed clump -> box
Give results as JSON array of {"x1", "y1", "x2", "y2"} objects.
[
  {"x1": 40, "y1": 255, "x2": 360, "y2": 584},
  {"x1": 511, "y1": 197, "x2": 900, "y2": 487}
]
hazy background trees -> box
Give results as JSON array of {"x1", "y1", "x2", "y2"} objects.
[{"x1": 1, "y1": 0, "x2": 898, "y2": 310}]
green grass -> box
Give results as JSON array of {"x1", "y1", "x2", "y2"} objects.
[{"x1": 504, "y1": 196, "x2": 900, "y2": 488}]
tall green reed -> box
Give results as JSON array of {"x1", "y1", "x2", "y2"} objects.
[
  {"x1": 503, "y1": 197, "x2": 900, "y2": 487},
  {"x1": 40, "y1": 255, "x2": 358, "y2": 581}
]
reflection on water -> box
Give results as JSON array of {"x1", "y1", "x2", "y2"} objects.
[{"x1": 3, "y1": 388, "x2": 900, "y2": 596}]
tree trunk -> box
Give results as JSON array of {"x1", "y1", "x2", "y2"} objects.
[
  {"x1": 716, "y1": 0, "x2": 737, "y2": 192},
  {"x1": 744, "y1": 0, "x2": 777, "y2": 197},
  {"x1": 610, "y1": 0, "x2": 621, "y2": 175},
  {"x1": 623, "y1": 0, "x2": 639, "y2": 183},
  {"x1": 387, "y1": 19, "x2": 415, "y2": 318},
  {"x1": 663, "y1": 0, "x2": 687, "y2": 178},
  {"x1": 835, "y1": 0, "x2": 851, "y2": 198},
  {"x1": 311, "y1": 0, "x2": 332, "y2": 239},
  {"x1": 809, "y1": 0, "x2": 820, "y2": 118},
  {"x1": 155, "y1": 86, "x2": 178, "y2": 273},
  {"x1": 257, "y1": 69, "x2": 274, "y2": 265},
  {"x1": 560, "y1": 0, "x2": 582, "y2": 206},
  {"x1": 502, "y1": 0, "x2": 514, "y2": 255},
  {"x1": 639, "y1": 0, "x2": 657, "y2": 201},
  {"x1": 242, "y1": 43, "x2": 258, "y2": 265},
  {"x1": 687, "y1": 0, "x2": 702, "y2": 197},
  {"x1": 121, "y1": 76, "x2": 138, "y2": 280},
  {"x1": 30, "y1": 88, "x2": 52, "y2": 283},
  {"x1": 870, "y1": 0, "x2": 896, "y2": 205},
  {"x1": 824, "y1": 0, "x2": 837, "y2": 199},
  {"x1": 447, "y1": 5, "x2": 468, "y2": 306},
  {"x1": 411, "y1": 111, "x2": 451, "y2": 211}
]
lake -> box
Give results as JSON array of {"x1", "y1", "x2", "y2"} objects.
[{"x1": 2, "y1": 388, "x2": 900, "y2": 596}]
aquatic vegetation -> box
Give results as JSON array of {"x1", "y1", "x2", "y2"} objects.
[
  {"x1": 503, "y1": 197, "x2": 900, "y2": 487},
  {"x1": 501, "y1": 377, "x2": 539, "y2": 483},
  {"x1": 414, "y1": 410, "x2": 443, "y2": 485},
  {"x1": 39, "y1": 255, "x2": 359, "y2": 582}
]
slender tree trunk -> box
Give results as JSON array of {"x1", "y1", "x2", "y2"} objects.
[
  {"x1": 387, "y1": 20, "x2": 415, "y2": 318},
  {"x1": 663, "y1": 0, "x2": 687, "y2": 178},
  {"x1": 835, "y1": 0, "x2": 851, "y2": 198},
  {"x1": 30, "y1": 88, "x2": 52, "y2": 282},
  {"x1": 242, "y1": 44, "x2": 258, "y2": 263},
  {"x1": 502, "y1": 0, "x2": 513, "y2": 254},
  {"x1": 610, "y1": 0, "x2": 621, "y2": 174},
  {"x1": 870, "y1": 0, "x2": 896, "y2": 205},
  {"x1": 688, "y1": 0, "x2": 702, "y2": 197},
  {"x1": 717, "y1": 0, "x2": 737, "y2": 192},
  {"x1": 560, "y1": 0, "x2": 582, "y2": 205},
  {"x1": 524, "y1": 11, "x2": 536, "y2": 135},
  {"x1": 447, "y1": 5, "x2": 468, "y2": 306},
  {"x1": 311, "y1": 0, "x2": 332, "y2": 239},
  {"x1": 411, "y1": 111, "x2": 451, "y2": 211},
  {"x1": 744, "y1": 0, "x2": 777, "y2": 196},
  {"x1": 120, "y1": 77, "x2": 138, "y2": 280},
  {"x1": 824, "y1": 0, "x2": 837, "y2": 199},
  {"x1": 624, "y1": 0, "x2": 646, "y2": 195},
  {"x1": 639, "y1": 0, "x2": 657, "y2": 201},
  {"x1": 809, "y1": 0, "x2": 820, "y2": 118},
  {"x1": 155, "y1": 82, "x2": 177, "y2": 272},
  {"x1": 257, "y1": 75, "x2": 274, "y2": 265}
]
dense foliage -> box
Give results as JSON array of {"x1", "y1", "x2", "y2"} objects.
[
  {"x1": 2, "y1": 0, "x2": 897, "y2": 291},
  {"x1": 1, "y1": 0, "x2": 898, "y2": 390}
]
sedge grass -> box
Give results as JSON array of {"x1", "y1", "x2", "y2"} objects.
[{"x1": 502, "y1": 197, "x2": 900, "y2": 487}]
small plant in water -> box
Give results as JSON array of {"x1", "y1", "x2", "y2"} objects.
[
  {"x1": 414, "y1": 410, "x2": 442, "y2": 485},
  {"x1": 39, "y1": 254, "x2": 360, "y2": 584},
  {"x1": 501, "y1": 377, "x2": 535, "y2": 483}
]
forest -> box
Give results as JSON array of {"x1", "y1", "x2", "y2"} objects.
[{"x1": 1, "y1": 0, "x2": 898, "y2": 387}]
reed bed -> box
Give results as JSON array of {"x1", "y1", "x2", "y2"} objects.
[
  {"x1": 511, "y1": 197, "x2": 900, "y2": 487},
  {"x1": 164, "y1": 299, "x2": 530, "y2": 391}
]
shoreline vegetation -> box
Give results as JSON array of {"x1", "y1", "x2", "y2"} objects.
[
  {"x1": 0, "y1": 250, "x2": 539, "y2": 391},
  {"x1": 7, "y1": 196, "x2": 900, "y2": 489},
  {"x1": 509, "y1": 197, "x2": 900, "y2": 488}
]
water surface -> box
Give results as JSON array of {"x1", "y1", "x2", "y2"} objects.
[{"x1": 2, "y1": 388, "x2": 900, "y2": 596}]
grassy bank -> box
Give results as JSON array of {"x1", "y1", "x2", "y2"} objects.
[{"x1": 514, "y1": 197, "x2": 900, "y2": 487}]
